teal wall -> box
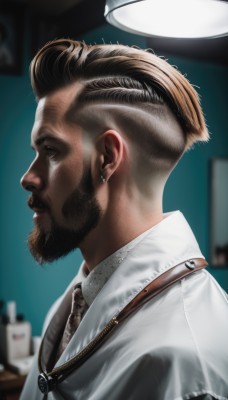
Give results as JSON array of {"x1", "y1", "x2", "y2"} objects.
[{"x1": 0, "y1": 22, "x2": 227, "y2": 336}]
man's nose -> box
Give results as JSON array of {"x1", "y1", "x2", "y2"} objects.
[{"x1": 20, "y1": 164, "x2": 44, "y2": 192}]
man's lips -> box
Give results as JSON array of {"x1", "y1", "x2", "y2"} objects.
[{"x1": 28, "y1": 196, "x2": 49, "y2": 213}]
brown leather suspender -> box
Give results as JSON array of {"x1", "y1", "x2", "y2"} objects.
[{"x1": 118, "y1": 257, "x2": 207, "y2": 322}]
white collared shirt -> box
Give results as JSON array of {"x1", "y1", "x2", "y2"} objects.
[{"x1": 21, "y1": 211, "x2": 228, "y2": 400}]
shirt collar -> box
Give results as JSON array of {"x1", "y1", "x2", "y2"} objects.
[{"x1": 50, "y1": 210, "x2": 204, "y2": 366}]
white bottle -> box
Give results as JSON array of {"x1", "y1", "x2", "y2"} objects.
[{"x1": 0, "y1": 301, "x2": 31, "y2": 363}]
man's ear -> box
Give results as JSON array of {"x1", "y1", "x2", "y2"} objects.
[{"x1": 95, "y1": 130, "x2": 125, "y2": 182}]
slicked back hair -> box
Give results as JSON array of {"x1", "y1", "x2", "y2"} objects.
[{"x1": 30, "y1": 38, "x2": 209, "y2": 155}]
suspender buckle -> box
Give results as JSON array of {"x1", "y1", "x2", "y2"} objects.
[{"x1": 38, "y1": 372, "x2": 56, "y2": 394}]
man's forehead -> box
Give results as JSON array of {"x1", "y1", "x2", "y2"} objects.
[{"x1": 35, "y1": 82, "x2": 83, "y2": 122}]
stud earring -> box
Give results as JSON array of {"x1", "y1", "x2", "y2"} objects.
[{"x1": 100, "y1": 174, "x2": 106, "y2": 183}]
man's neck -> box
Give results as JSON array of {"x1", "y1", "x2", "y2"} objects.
[{"x1": 79, "y1": 206, "x2": 164, "y2": 272}]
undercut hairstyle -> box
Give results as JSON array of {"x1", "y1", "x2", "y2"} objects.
[{"x1": 30, "y1": 38, "x2": 209, "y2": 174}]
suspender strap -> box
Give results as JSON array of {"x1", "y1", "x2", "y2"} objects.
[
  {"x1": 38, "y1": 257, "x2": 208, "y2": 395},
  {"x1": 118, "y1": 257, "x2": 208, "y2": 322}
]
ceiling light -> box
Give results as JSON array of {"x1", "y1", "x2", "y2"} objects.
[{"x1": 104, "y1": 0, "x2": 228, "y2": 39}]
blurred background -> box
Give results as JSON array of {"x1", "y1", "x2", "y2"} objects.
[{"x1": 0, "y1": 0, "x2": 228, "y2": 338}]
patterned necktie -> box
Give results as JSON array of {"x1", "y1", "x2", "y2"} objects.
[{"x1": 56, "y1": 283, "x2": 87, "y2": 361}]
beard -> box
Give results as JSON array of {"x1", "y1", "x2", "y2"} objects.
[{"x1": 28, "y1": 167, "x2": 102, "y2": 264}]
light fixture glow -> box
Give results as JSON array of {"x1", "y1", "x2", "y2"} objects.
[{"x1": 105, "y1": 0, "x2": 228, "y2": 39}]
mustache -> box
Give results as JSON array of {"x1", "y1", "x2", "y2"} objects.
[{"x1": 28, "y1": 195, "x2": 49, "y2": 211}]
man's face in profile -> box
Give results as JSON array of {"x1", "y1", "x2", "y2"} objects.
[{"x1": 21, "y1": 84, "x2": 101, "y2": 264}]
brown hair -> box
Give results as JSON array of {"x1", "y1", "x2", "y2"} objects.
[{"x1": 30, "y1": 38, "x2": 208, "y2": 151}]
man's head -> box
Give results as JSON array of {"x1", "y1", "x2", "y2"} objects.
[
  {"x1": 21, "y1": 39, "x2": 208, "y2": 264},
  {"x1": 30, "y1": 38, "x2": 208, "y2": 191}
]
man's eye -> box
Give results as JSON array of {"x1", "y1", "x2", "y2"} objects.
[{"x1": 44, "y1": 146, "x2": 58, "y2": 158}]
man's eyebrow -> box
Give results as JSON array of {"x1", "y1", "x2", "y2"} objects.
[{"x1": 31, "y1": 133, "x2": 66, "y2": 148}]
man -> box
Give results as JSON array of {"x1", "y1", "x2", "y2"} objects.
[{"x1": 20, "y1": 39, "x2": 228, "y2": 399}]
